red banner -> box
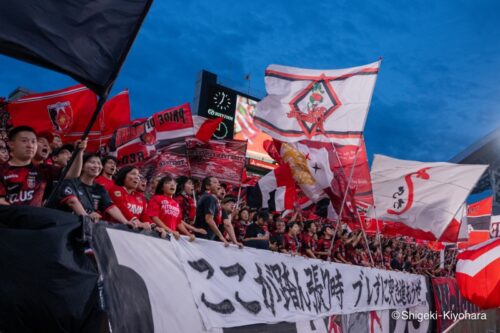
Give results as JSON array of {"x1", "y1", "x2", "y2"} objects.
[
  {"x1": 186, "y1": 138, "x2": 247, "y2": 185},
  {"x1": 7, "y1": 84, "x2": 97, "y2": 136},
  {"x1": 65, "y1": 90, "x2": 131, "y2": 151},
  {"x1": 140, "y1": 141, "x2": 190, "y2": 179},
  {"x1": 110, "y1": 103, "x2": 194, "y2": 165},
  {"x1": 431, "y1": 277, "x2": 481, "y2": 332}
]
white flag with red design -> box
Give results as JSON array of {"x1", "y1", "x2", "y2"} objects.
[
  {"x1": 254, "y1": 61, "x2": 380, "y2": 145},
  {"x1": 456, "y1": 238, "x2": 500, "y2": 309},
  {"x1": 258, "y1": 164, "x2": 296, "y2": 211},
  {"x1": 370, "y1": 155, "x2": 487, "y2": 240}
]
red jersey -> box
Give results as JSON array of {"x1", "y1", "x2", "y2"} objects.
[
  {"x1": 95, "y1": 176, "x2": 114, "y2": 193},
  {"x1": 174, "y1": 193, "x2": 196, "y2": 223},
  {"x1": 283, "y1": 234, "x2": 301, "y2": 254},
  {"x1": 147, "y1": 195, "x2": 182, "y2": 231},
  {"x1": 316, "y1": 237, "x2": 333, "y2": 260},
  {"x1": 300, "y1": 232, "x2": 317, "y2": 256},
  {"x1": 109, "y1": 185, "x2": 150, "y2": 223},
  {"x1": 0, "y1": 162, "x2": 60, "y2": 206}
]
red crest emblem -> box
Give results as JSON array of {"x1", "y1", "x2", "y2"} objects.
[
  {"x1": 287, "y1": 78, "x2": 341, "y2": 138},
  {"x1": 47, "y1": 101, "x2": 73, "y2": 132}
]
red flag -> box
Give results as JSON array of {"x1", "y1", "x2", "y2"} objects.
[
  {"x1": 195, "y1": 117, "x2": 223, "y2": 143},
  {"x1": 186, "y1": 138, "x2": 247, "y2": 186},
  {"x1": 258, "y1": 164, "x2": 296, "y2": 211},
  {"x1": 467, "y1": 196, "x2": 493, "y2": 231},
  {"x1": 64, "y1": 90, "x2": 131, "y2": 151},
  {"x1": 456, "y1": 238, "x2": 500, "y2": 309},
  {"x1": 7, "y1": 84, "x2": 97, "y2": 135}
]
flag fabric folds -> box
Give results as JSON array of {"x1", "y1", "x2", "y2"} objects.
[
  {"x1": 254, "y1": 61, "x2": 380, "y2": 144},
  {"x1": 7, "y1": 84, "x2": 97, "y2": 135},
  {"x1": 195, "y1": 117, "x2": 224, "y2": 143},
  {"x1": 0, "y1": 0, "x2": 153, "y2": 95},
  {"x1": 109, "y1": 103, "x2": 194, "y2": 165},
  {"x1": 258, "y1": 164, "x2": 296, "y2": 211},
  {"x1": 456, "y1": 238, "x2": 500, "y2": 309},
  {"x1": 370, "y1": 154, "x2": 487, "y2": 240},
  {"x1": 0, "y1": 205, "x2": 105, "y2": 332},
  {"x1": 467, "y1": 196, "x2": 493, "y2": 231},
  {"x1": 66, "y1": 90, "x2": 132, "y2": 151}
]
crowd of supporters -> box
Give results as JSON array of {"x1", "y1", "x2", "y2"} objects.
[{"x1": 0, "y1": 125, "x2": 457, "y2": 277}]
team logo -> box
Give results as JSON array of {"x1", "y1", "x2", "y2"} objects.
[
  {"x1": 140, "y1": 130, "x2": 157, "y2": 146},
  {"x1": 47, "y1": 101, "x2": 73, "y2": 132},
  {"x1": 64, "y1": 187, "x2": 73, "y2": 196},
  {"x1": 387, "y1": 167, "x2": 431, "y2": 215},
  {"x1": 114, "y1": 191, "x2": 122, "y2": 197},
  {"x1": 27, "y1": 176, "x2": 36, "y2": 189},
  {"x1": 287, "y1": 79, "x2": 341, "y2": 138}
]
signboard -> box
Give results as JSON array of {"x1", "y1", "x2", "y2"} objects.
[
  {"x1": 197, "y1": 84, "x2": 237, "y2": 140},
  {"x1": 234, "y1": 95, "x2": 274, "y2": 165}
]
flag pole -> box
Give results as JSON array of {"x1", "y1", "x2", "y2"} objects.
[
  {"x1": 356, "y1": 208, "x2": 375, "y2": 266},
  {"x1": 44, "y1": 89, "x2": 111, "y2": 207},
  {"x1": 327, "y1": 143, "x2": 361, "y2": 258},
  {"x1": 371, "y1": 204, "x2": 385, "y2": 268}
]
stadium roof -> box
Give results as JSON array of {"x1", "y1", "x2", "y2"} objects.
[{"x1": 450, "y1": 127, "x2": 500, "y2": 194}]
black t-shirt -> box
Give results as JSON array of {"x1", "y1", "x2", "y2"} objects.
[
  {"x1": 244, "y1": 222, "x2": 266, "y2": 239},
  {"x1": 194, "y1": 192, "x2": 219, "y2": 239},
  {"x1": 55, "y1": 178, "x2": 114, "y2": 214}
]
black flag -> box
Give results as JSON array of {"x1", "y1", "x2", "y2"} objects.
[
  {"x1": 0, "y1": 206, "x2": 107, "y2": 333},
  {"x1": 0, "y1": 0, "x2": 153, "y2": 95}
]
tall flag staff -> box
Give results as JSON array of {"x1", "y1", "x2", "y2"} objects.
[{"x1": 0, "y1": 0, "x2": 154, "y2": 205}]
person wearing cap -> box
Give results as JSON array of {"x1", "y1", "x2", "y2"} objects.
[
  {"x1": 0, "y1": 126, "x2": 86, "y2": 207},
  {"x1": 33, "y1": 131, "x2": 54, "y2": 165},
  {"x1": 50, "y1": 144, "x2": 74, "y2": 168},
  {"x1": 219, "y1": 195, "x2": 243, "y2": 248}
]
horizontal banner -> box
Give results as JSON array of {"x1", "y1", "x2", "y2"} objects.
[{"x1": 173, "y1": 236, "x2": 428, "y2": 329}]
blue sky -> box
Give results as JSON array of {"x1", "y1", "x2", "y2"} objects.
[{"x1": 1, "y1": 0, "x2": 499, "y2": 163}]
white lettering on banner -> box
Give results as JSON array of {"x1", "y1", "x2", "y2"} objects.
[{"x1": 171, "y1": 238, "x2": 428, "y2": 329}]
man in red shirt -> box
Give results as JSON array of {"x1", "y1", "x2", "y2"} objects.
[
  {"x1": 95, "y1": 156, "x2": 117, "y2": 193},
  {"x1": 0, "y1": 126, "x2": 86, "y2": 207}
]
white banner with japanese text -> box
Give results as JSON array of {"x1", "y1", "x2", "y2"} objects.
[{"x1": 172, "y1": 237, "x2": 427, "y2": 329}]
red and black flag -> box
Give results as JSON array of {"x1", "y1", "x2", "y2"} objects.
[{"x1": 0, "y1": 0, "x2": 153, "y2": 95}]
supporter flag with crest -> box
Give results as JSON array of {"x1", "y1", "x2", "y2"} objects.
[
  {"x1": 7, "y1": 84, "x2": 97, "y2": 135},
  {"x1": 254, "y1": 61, "x2": 380, "y2": 145}
]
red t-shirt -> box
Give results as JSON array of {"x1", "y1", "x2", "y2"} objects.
[
  {"x1": 316, "y1": 237, "x2": 333, "y2": 260},
  {"x1": 95, "y1": 176, "x2": 114, "y2": 193},
  {"x1": 283, "y1": 233, "x2": 301, "y2": 254},
  {"x1": 300, "y1": 232, "x2": 317, "y2": 256},
  {"x1": 0, "y1": 162, "x2": 60, "y2": 206},
  {"x1": 109, "y1": 185, "x2": 150, "y2": 223},
  {"x1": 147, "y1": 195, "x2": 182, "y2": 231},
  {"x1": 174, "y1": 193, "x2": 196, "y2": 223}
]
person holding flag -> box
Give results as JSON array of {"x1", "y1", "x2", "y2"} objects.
[{"x1": 0, "y1": 126, "x2": 86, "y2": 207}]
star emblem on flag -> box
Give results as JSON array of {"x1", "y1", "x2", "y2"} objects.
[{"x1": 287, "y1": 77, "x2": 342, "y2": 139}]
